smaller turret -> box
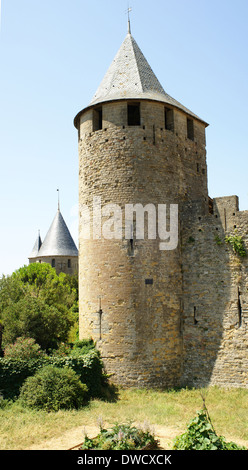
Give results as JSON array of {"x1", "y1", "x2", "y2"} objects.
[
  {"x1": 29, "y1": 207, "x2": 78, "y2": 275},
  {"x1": 29, "y1": 230, "x2": 42, "y2": 259}
]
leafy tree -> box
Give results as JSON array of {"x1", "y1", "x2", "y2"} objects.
[
  {"x1": 1, "y1": 296, "x2": 72, "y2": 350},
  {"x1": 0, "y1": 273, "x2": 27, "y2": 312},
  {"x1": 0, "y1": 263, "x2": 78, "y2": 350},
  {"x1": 17, "y1": 263, "x2": 77, "y2": 309}
]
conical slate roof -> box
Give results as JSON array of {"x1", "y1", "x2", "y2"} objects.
[
  {"x1": 29, "y1": 231, "x2": 42, "y2": 259},
  {"x1": 88, "y1": 32, "x2": 206, "y2": 124},
  {"x1": 37, "y1": 209, "x2": 78, "y2": 258}
]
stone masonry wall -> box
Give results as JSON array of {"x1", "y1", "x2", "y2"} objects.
[
  {"x1": 77, "y1": 99, "x2": 208, "y2": 388},
  {"x1": 77, "y1": 98, "x2": 248, "y2": 389},
  {"x1": 181, "y1": 196, "x2": 248, "y2": 388},
  {"x1": 29, "y1": 256, "x2": 78, "y2": 275}
]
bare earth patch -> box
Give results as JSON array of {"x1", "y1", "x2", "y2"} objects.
[
  {"x1": 25, "y1": 424, "x2": 181, "y2": 450},
  {"x1": 25, "y1": 423, "x2": 248, "y2": 451}
]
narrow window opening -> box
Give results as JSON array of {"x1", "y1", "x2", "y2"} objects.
[
  {"x1": 187, "y1": 118, "x2": 194, "y2": 141},
  {"x1": 93, "y1": 107, "x2": 102, "y2": 131},
  {"x1": 98, "y1": 297, "x2": 103, "y2": 340},
  {"x1": 128, "y1": 103, "x2": 140, "y2": 126},
  {"x1": 52, "y1": 259, "x2": 55, "y2": 268},
  {"x1": 164, "y1": 107, "x2": 174, "y2": 132},
  {"x1": 224, "y1": 208, "x2": 227, "y2": 231},
  {"x1": 68, "y1": 259, "x2": 71, "y2": 268},
  {"x1": 194, "y1": 306, "x2": 198, "y2": 325},
  {"x1": 128, "y1": 223, "x2": 134, "y2": 256},
  {"x1": 238, "y1": 288, "x2": 242, "y2": 327},
  {"x1": 153, "y1": 125, "x2": 156, "y2": 145}
]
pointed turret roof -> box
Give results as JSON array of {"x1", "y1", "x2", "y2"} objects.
[
  {"x1": 29, "y1": 231, "x2": 42, "y2": 259},
  {"x1": 76, "y1": 31, "x2": 207, "y2": 125},
  {"x1": 90, "y1": 32, "x2": 167, "y2": 106},
  {"x1": 37, "y1": 209, "x2": 78, "y2": 258}
]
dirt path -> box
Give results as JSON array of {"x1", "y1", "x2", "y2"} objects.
[{"x1": 26, "y1": 424, "x2": 181, "y2": 450}]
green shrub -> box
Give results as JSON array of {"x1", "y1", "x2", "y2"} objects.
[
  {"x1": 0, "y1": 347, "x2": 104, "y2": 400},
  {"x1": 0, "y1": 357, "x2": 46, "y2": 400},
  {"x1": 48, "y1": 349, "x2": 104, "y2": 398},
  {"x1": 225, "y1": 235, "x2": 247, "y2": 257},
  {"x1": 173, "y1": 409, "x2": 246, "y2": 450},
  {"x1": 4, "y1": 337, "x2": 45, "y2": 360},
  {"x1": 19, "y1": 365, "x2": 88, "y2": 411},
  {"x1": 70, "y1": 338, "x2": 95, "y2": 356},
  {"x1": 81, "y1": 422, "x2": 158, "y2": 450},
  {"x1": 50, "y1": 342, "x2": 72, "y2": 357}
]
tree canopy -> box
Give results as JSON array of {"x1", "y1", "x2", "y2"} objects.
[{"x1": 0, "y1": 263, "x2": 78, "y2": 351}]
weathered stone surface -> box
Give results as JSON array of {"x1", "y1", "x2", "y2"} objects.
[
  {"x1": 181, "y1": 196, "x2": 248, "y2": 388},
  {"x1": 75, "y1": 33, "x2": 247, "y2": 390},
  {"x1": 77, "y1": 99, "x2": 210, "y2": 388}
]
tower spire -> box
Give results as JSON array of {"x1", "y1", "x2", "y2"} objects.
[
  {"x1": 127, "y1": 6, "x2": 132, "y2": 34},
  {"x1": 57, "y1": 188, "x2": 60, "y2": 211}
]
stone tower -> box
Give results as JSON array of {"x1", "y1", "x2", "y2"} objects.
[
  {"x1": 74, "y1": 29, "x2": 209, "y2": 387},
  {"x1": 29, "y1": 207, "x2": 78, "y2": 275}
]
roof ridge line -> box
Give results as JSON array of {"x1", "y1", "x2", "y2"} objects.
[{"x1": 127, "y1": 33, "x2": 144, "y2": 93}]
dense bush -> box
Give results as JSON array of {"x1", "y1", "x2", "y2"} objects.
[
  {"x1": 0, "y1": 347, "x2": 104, "y2": 400},
  {"x1": 81, "y1": 422, "x2": 158, "y2": 450},
  {"x1": 4, "y1": 337, "x2": 45, "y2": 360},
  {"x1": 0, "y1": 357, "x2": 45, "y2": 400},
  {"x1": 48, "y1": 349, "x2": 104, "y2": 398},
  {"x1": 51, "y1": 339, "x2": 95, "y2": 357},
  {"x1": 173, "y1": 409, "x2": 246, "y2": 450},
  {"x1": 19, "y1": 365, "x2": 88, "y2": 411},
  {"x1": 70, "y1": 338, "x2": 95, "y2": 356}
]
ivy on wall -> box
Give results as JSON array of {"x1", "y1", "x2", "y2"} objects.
[{"x1": 225, "y1": 235, "x2": 247, "y2": 258}]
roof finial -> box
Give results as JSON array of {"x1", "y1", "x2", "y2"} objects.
[
  {"x1": 126, "y1": 5, "x2": 132, "y2": 34},
  {"x1": 57, "y1": 188, "x2": 60, "y2": 211}
]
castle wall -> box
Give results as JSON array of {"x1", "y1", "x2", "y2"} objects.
[
  {"x1": 181, "y1": 196, "x2": 248, "y2": 388},
  {"x1": 78, "y1": 99, "x2": 209, "y2": 387},
  {"x1": 29, "y1": 256, "x2": 78, "y2": 275}
]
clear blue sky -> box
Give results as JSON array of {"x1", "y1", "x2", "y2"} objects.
[{"x1": 0, "y1": 0, "x2": 247, "y2": 275}]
